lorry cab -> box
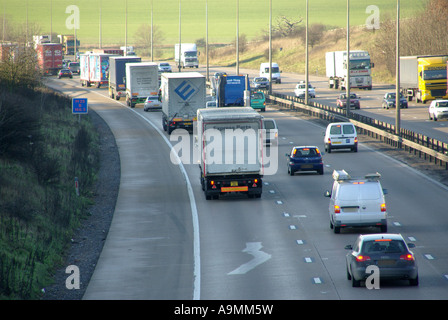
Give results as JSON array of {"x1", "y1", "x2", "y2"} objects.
[
  {"x1": 260, "y1": 62, "x2": 281, "y2": 84},
  {"x1": 325, "y1": 170, "x2": 388, "y2": 234}
]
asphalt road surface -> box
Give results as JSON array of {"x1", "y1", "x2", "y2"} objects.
[{"x1": 46, "y1": 68, "x2": 448, "y2": 300}]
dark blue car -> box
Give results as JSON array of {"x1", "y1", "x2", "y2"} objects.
[{"x1": 286, "y1": 146, "x2": 324, "y2": 176}]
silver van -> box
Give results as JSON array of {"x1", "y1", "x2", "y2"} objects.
[{"x1": 325, "y1": 170, "x2": 388, "y2": 234}]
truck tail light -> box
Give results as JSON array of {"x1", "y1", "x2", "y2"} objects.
[
  {"x1": 380, "y1": 203, "x2": 386, "y2": 212},
  {"x1": 334, "y1": 205, "x2": 340, "y2": 214},
  {"x1": 327, "y1": 138, "x2": 331, "y2": 144},
  {"x1": 354, "y1": 137, "x2": 358, "y2": 143},
  {"x1": 252, "y1": 179, "x2": 258, "y2": 187}
]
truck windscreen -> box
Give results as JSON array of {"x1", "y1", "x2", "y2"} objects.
[
  {"x1": 423, "y1": 69, "x2": 447, "y2": 80},
  {"x1": 349, "y1": 59, "x2": 371, "y2": 70}
]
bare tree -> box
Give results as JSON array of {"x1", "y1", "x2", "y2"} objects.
[
  {"x1": 373, "y1": 0, "x2": 448, "y2": 76},
  {"x1": 134, "y1": 23, "x2": 165, "y2": 57}
]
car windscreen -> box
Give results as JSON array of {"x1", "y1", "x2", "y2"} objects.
[{"x1": 361, "y1": 240, "x2": 407, "y2": 254}]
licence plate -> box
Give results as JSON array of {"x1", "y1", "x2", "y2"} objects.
[
  {"x1": 231, "y1": 181, "x2": 238, "y2": 187},
  {"x1": 377, "y1": 260, "x2": 396, "y2": 266},
  {"x1": 301, "y1": 164, "x2": 313, "y2": 169},
  {"x1": 333, "y1": 141, "x2": 341, "y2": 144},
  {"x1": 183, "y1": 122, "x2": 192, "y2": 126}
]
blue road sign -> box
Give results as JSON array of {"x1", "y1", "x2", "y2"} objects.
[{"x1": 72, "y1": 98, "x2": 88, "y2": 114}]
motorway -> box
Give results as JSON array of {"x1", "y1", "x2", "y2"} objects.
[{"x1": 46, "y1": 66, "x2": 448, "y2": 300}]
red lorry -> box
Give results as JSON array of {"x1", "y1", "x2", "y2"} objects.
[{"x1": 36, "y1": 43, "x2": 63, "y2": 75}]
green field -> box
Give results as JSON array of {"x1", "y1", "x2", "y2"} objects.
[{"x1": 4, "y1": 0, "x2": 424, "y2": 46}]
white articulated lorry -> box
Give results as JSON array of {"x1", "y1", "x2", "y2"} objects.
[
  {"x1": 161, "y1": 72, "x2": 206, "y2": 134},
  {"x1": 125, "y1": 62, "x2": 159, "y2": 108},
  {"x1": 175, "y1": 43, "x2": 199, "y2": 68},
  {"x1": 196, "y1": 107, "x2": 264, "y2": 200},
  {"x1": 326, "y1": 50, "x2": 373, "y2": 90}
]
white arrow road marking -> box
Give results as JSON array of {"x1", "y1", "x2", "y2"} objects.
[{"x1": 228, "y1": 242, "x2": 272, "y2": 275}]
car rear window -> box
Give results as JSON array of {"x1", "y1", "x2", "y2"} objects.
[
  {"x1": 293, "y1": 148, "x2": 318, "y2": 158},
  {"x1": 362, "y1": 240, "x2": 407, "y2": 254},
  {"x1": 252, "y1": 92, "x2": 264, "y2": 99},
  {"x1": 338, "y1": 183, "x2": 381, "y2": 200},
  {"x1": 263, "y1": 120, "x2": 276, "y2": 130}
]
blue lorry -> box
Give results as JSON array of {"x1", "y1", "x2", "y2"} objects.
[
  {"x1": 216, "y1": 75, "x2": 250, "y2": 107},
  {"x1": 108, "y1": 56, "x2": 142, "y2": 100}
]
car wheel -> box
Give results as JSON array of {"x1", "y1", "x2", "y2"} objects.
[
  {"x1": 334, "y1": 226, "x2": 341, "y2": 234},
  {"x1": 346, "y1": 266, "x2": 352, "y2": 280},
  {"x1": 429, "y1": 113, "x2": 432, "y2": 120},
  {"x1": 289, "y1": 168, "x2": 295, "y2": 176},
  {"x1": 352, "y1": 146, "x2": 358, "y2": 153},
  {"x1": 409, "y1": 275, "x2": 419, "y2": 286},
  {"x1": 434, "y1": 115, "x2": 438, "y2": 121},
  {"x1": 318, "y1": 168, "x2": 324, "y2": 175},
  {"x1": 380, "y1": 224, "x2": 388, "y2": 233},
  {"x1": 352, "y1": 274, "x2": 361, "y2": 287},
  {"x1": 327, "y1": 146, "x2": 332, "y2": 153}
]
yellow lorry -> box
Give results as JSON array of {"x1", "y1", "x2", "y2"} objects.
[
  {"x1": 399, "y1": 55, "x2": 448, "y2": 104},
  {"x1": 57, "y1": 35, "x2": 80, "y2": 55}
]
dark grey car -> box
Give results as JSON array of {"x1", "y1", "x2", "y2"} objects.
[
  {"x1": 382, "y1": 92, "x2": 408, "y2": 109},
  {"x1": 345, "y1": 233, "x2": 418, "y2": 287},
  {"x1": 252, "y1": 77, "x2": 270, "y2": 90}
]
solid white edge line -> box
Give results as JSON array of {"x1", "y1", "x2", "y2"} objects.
[{"x1": 88, "y1": 89, "x2": 201, "y2": 300}]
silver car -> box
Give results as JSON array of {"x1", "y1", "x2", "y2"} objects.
[
  {"x1": 143, "y1": 94, "x2": 162, "y2": 111},
  {"x1": 158, "y1": 62, "x2": 172, "y2": 73},
  {"x1": 345, "y1": 233, "x2": 418, "y2": 287},
  {"x1": 428, "y1": 99, "x2": 448, "y2": 121}
]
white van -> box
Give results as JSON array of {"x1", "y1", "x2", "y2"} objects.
[
  {"x1": 324, "y1": 170, "x2": 388, "y2": 234},
  {"x1": 324, "y1": 122, "x2": 357, "y2": 153},
  {"x1": 260, "y1": 62, "x2": 281, "y2": 84}
]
